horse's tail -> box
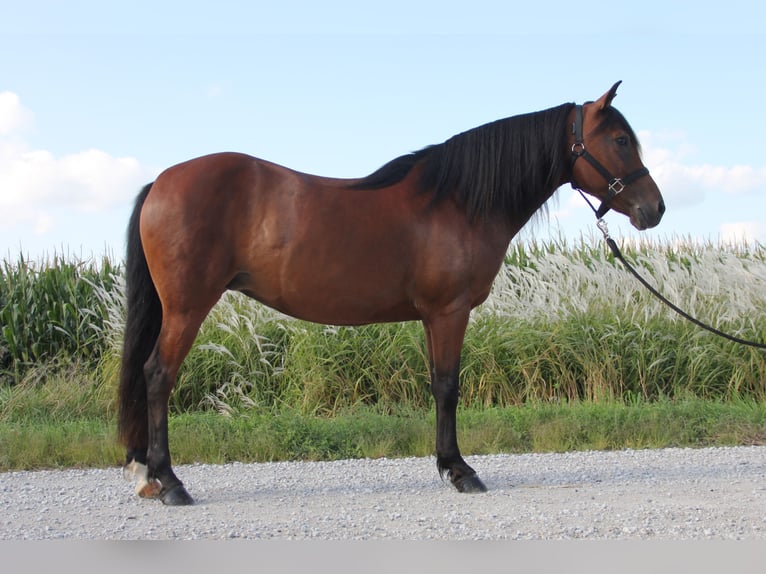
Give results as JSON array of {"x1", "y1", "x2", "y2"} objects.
[{"x1": 117, "y1": 183, "x2": 161, "y2": 449}]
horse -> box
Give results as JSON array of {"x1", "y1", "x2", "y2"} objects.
[{"x1": 118, "y1": 81, "x2": 665, "y2": 505}]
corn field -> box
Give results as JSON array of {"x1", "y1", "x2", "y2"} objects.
[
  {"x1": 1, "y1": 237, "x2": 765, "y2": 413},
  {"x1": 0, "y1": 254, "x2": 120, "y2": 379}
]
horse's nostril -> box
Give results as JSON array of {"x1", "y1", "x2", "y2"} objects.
[{"x1": 658, "y1": 199, "x2": 666, "y2": 216}]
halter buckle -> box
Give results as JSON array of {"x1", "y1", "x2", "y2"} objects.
[{"x1": 608, "y1": 178, "x2": 625, "y2": 195}]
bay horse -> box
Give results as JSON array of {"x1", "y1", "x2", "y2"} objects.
[{"x1": 119, "y1": 82, "x2": 665, "y2": 505}]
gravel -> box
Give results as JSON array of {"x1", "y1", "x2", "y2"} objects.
[{"x1": 1, "y1": 445, "x2": 765, "y2": 540}]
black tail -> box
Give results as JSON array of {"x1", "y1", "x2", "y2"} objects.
[{"x1": 117, "y1": 183, "x2": 161, "y2": 449}]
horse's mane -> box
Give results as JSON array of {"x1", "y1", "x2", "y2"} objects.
[{"x1": 352, "y1": 102, "x2": 576, "y2": 220}]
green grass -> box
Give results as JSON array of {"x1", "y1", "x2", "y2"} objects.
[
  {"x1": 0, "y1": 419, "x2": 122, "y2": 470},
  {"x1": 2, "y1": 395, "x2": 764, "y2": 471}
]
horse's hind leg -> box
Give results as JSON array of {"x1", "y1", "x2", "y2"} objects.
[
  {"x1": 123, "y1": 448, "x2": 161, "y2": 499},
  {"x1": 143, "y1": 308, "x2": 211, "y2": 505}
]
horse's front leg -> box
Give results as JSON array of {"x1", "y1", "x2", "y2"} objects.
[{"x1": 423, "y1": 314, "x2": 487, "y2": 493}]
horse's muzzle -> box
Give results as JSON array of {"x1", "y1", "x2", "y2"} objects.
[{"x1": 630, "y1": 198, "x2": 665, "y2": 230}]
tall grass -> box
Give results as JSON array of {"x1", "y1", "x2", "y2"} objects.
[
  {"x1": 181, "y1": 236, "x2": 766, "y2": 412},
  {"x1": 1, "y1": 237, "x2": 765, "y2": 415},
  {"x1": 472, "y1": 236, "x2": 766, "y2": 404},
  {"x1": 0, "y1": 254, "x2": 119, "y2": 381}
]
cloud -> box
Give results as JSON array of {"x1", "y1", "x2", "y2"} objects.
[
  {"x1": 205, "y1": 83, "x2": 223, "y2": 99},
  {"x1": 0, "y1": 91, "x2": 33, "y2": 135},
  {"x1": 553, "y1": 130, "x2": 766, "y2": 223},
  {"x1": 640, "y1": 130, "x2": 766, "y2": 207},
  {"x1": 549, "y1": 191, "x2": 587, "y2": 221},
  {"x1": 0, "y1": 92, "x2": 155, "y2": 235},
  {"x1": 719, "y1": 221, "x2": 766, "y2": 243}
]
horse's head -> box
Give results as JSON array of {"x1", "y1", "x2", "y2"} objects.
[{"x1": 570, "y1": 81, "x2": 665, "y2": 230}]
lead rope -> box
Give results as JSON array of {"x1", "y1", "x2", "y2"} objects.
[{"x1": 577, "y1": 189, "x2": 766, "y2": 350}]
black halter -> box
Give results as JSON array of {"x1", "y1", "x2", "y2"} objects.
[{"x1": 570, "y1": 104, "x2": 650, "y2": 218}]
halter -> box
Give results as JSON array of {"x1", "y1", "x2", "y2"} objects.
[{"x1": 570, "y1": 104, "x2": 650, "y2": 218}]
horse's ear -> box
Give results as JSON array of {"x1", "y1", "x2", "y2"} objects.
[{"x1": 595, "y1": 81, "x2": 622, "y2": 110}]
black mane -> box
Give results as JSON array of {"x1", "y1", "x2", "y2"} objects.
[{"x1": 352, "y1": 102, "x2": 576, "y2": 221}]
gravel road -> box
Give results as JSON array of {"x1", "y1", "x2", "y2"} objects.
[{"x1": 1, "y1": 446, "x2": 765, "y2": 540}]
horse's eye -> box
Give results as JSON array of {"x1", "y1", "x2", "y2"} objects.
[{"x1": 615, "y1": 136, "x2": 629, "y2": 146}]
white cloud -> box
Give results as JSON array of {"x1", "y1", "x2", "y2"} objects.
[
  {"x1": 550, "y1": 190, "x2": 588, "y2": 221},
  {"x1": 536, "y1": 132, "x2": 766, "y2": 241},
  {"x1": 206, "y1": 83, "x2": 223, "y2": 99},
  {"x1": 555, "y1": 130, "x2": 766, "y2": 221},
  {"x1": 0, "y1": 92, "x2": 155, "y2": 236},
  {"x1": 719, "y1": 221, "x2": 766, "y2": 244},
  {"x1": 640, "y1": 130, "x2": 766, "y2": 207},
  {"x1": 0, "y1": 91, "x2": 33, "y2": 135},
  {"x1": 33, "y1": 212, "x2": 54, "y2": 236}
]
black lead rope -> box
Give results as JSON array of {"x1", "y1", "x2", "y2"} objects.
[{"x1": 577, "y1": 190, "x2": 766, "y2": 350}]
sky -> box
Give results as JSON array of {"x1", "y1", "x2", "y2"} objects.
[{"x1": 2, "y1": 1, "x2": 766, "y2": 262}]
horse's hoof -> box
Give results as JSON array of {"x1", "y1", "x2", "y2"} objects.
[
  {"x1": 454, "y1": 474, "x2": 488, "y2": 493},
  {"x1": 160, "y1": 484, "x2": 194, "y2": 506}
]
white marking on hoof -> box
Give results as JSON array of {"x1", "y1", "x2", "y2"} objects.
[{"x1": 123, "y1": 460, "x2": 161, "y2": 498}]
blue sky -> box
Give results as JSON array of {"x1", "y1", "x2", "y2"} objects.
[{"x1": 2, "y1": 1, "x2": 766, "y2": 261}]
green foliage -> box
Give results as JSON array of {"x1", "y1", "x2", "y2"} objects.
[
  {"x1": 166, "y1": 236, "x2": 766, "y2": 415},
  {"x1": 0, "y1": 254, "x2": 120, "y2": 382},
  {"x1": 1, "y1": 237, "x2": 765, "y2": 413},
  {"x1": 2, "y1": 398, "x2": 764, "y2": 470}
]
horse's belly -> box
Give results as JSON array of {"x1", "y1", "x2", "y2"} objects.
[{"x1": 267, "y1": 284, "x2": 421, "y2": 326}]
